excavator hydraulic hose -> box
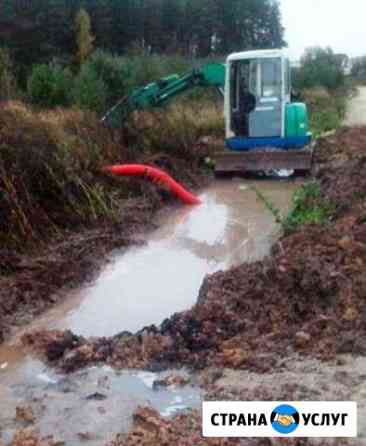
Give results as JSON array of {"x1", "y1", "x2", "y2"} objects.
[{"x1": 103, "y1": 164, "x2": 201, "y2": 206}]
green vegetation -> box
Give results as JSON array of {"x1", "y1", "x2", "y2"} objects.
[
  {"x1": 75, "y1": 8, "x2": 95, "y2": 67},
  {"x1": 254, "y1": 182, "x2": 335, "y2": 234},
  {"x1": 18, "y1": 51, "x2": 194, "y2": 111},
  {"x1": 351, "y1": 56, "x2": 366, "y2": 82},
  {"x1": 1, "y1": 0, "x2": 285, "y2": 72},
  {"x1": 293, "y1": 47, "x2": 347, "y2": 91},
  {"x1": 71, "y1": 63, "x2": 108, "y2": 113},
  {"x1": 304, "y1": 89, "x2": 347, "y2": 137},
  {"x1": 251, "y1": 185, "x2": 282, "y2": 223},
  {"x1": 27, "y1": 64, "x2": 73, "y2": 108},
  {"x1": 282, "y1": 182, "x2": 335, "y2": 233},
  {"x1": 292, "y1": 47, "x2": 350, "y2": 136}
]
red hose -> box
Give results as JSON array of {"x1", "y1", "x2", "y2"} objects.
[{"x1": 104, "y1": 164, "x2": 201, "y2": 205}]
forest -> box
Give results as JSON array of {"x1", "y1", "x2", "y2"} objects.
[{"x1": 1, "y1": 0, "x2": 285, "y2": 69}]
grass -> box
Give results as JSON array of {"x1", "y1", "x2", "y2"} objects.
[
  {"x1": 251, "y1": 185, "x2": 282, "y2": 224},
  {"x1": 303, "y1": 88, "x2": 347, "y2": 137},
  {"x1": 282, "y1": 182, "x2": 335, "y2": 233},
  {"x1": 253, "y1": 181, "x2": 335, "y2": 234},
  {"x1": 127, "y1": 100, "x2": 225, "y2": 159}
]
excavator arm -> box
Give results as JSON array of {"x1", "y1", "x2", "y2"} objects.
[{"x1": 102, "y1": 63, "x2": 226, "y2": 129}]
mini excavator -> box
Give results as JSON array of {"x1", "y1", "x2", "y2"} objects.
[{"x1": 103, "y1": 49, "x2": 313, "y2": 175}]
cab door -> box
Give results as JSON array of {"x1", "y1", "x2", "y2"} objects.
[{"x1": 249, "y1": 58, "x2": 283, "y2": 138}]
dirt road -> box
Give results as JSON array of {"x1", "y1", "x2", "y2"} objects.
[{"x1": 344, "y1": 86, "x2": 366, "y2": 126}]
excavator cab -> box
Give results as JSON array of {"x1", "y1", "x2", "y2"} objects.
[
  {"x1": 225, "y1": 49, "x2": 311, "y2": 149},
  {"x1": 215, "y1": 49, "x2": 313, "y2": 174}
]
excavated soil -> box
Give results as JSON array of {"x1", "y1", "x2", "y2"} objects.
[{"x1": 0, "y1": 153, "x2": 207, "y2": 343}]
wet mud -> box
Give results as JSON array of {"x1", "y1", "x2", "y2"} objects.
[{"x1": 1, "y1": 358, "x2": 201, "y2": 445}]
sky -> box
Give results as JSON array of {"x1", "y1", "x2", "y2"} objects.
[{"x1": 280, "y1": 0, "x2": 366, "y2": 61}]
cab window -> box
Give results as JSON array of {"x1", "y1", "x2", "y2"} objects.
[{"x1": 261, "y1": 58, "x2": 281, "y2": 98}]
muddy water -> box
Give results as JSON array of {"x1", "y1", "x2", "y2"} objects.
[
  {"x1": 30, "y1": 179, "x2": 298, "y2": 337},
  {"x1": 0, "y1": 179, "x2": 298, "y2": 445}
]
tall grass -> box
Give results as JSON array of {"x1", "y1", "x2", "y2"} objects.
[
  {"x1": 303, "y1": 88, "x2": 347, "y2": 136},
  {"x1": 128, "y1": 101, "x2": 224, "y2": 159},
  {"x1": 0, "y1": 102, "x2": 125, "y2": 249}
]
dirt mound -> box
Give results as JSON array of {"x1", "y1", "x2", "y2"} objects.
[
  {"x1": 23, "y1": 127, "x2": 366, "y2": 375},
  {"x1": 315, "y1": 126, "x2": 366, "y2": 164}
]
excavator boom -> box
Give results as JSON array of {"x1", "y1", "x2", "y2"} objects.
[{"x1": 102, "y1": 63, "x2": 225, "y2": 129}]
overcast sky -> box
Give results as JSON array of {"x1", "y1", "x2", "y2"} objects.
[{"x1": 280, "y1": 0, "x2": 366, "y2": 61}]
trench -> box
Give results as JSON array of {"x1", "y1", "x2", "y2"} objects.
[{"x1": 0, "y1": 179, "x2": 298, "y2": 445}]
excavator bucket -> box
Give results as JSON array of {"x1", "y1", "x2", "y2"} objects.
[{"x1": 214, "y1": 144, "x2": 314, "y2": 175}]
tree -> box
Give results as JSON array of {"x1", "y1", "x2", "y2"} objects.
[
  {"x1": 75, "y1": 8, "x2": 95, "y2": 66},
  {"x1": 1, "y1": 0, "x2": 286, "y2": 68},
  {"x1": 0, "y1": 48, "x2": 16, "y2": 100},
  {"x1": 351, "y1": 56, "x2": 366, "y2": 81},
  {"x1": 293, "y1": 47, "x2": 345, "y2": 91}
]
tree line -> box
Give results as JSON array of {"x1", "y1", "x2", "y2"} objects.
[{"x1": 0, "y1": 0, "x2": 285, "y2": 68}]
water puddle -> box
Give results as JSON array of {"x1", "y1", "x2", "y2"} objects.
[
  {"x1": 0, "y1": 179, "x2": 299, "y2": 444},
  {"x1": 27, "y1": 179, "x2": 298, "y2": 337},
  {"x1": 1, "y1": 357, "x2": 201, "y2": 445}
]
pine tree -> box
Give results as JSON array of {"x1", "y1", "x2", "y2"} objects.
[{"x1": 75, "y1": 8, "x2": 95, "y2": 66}]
